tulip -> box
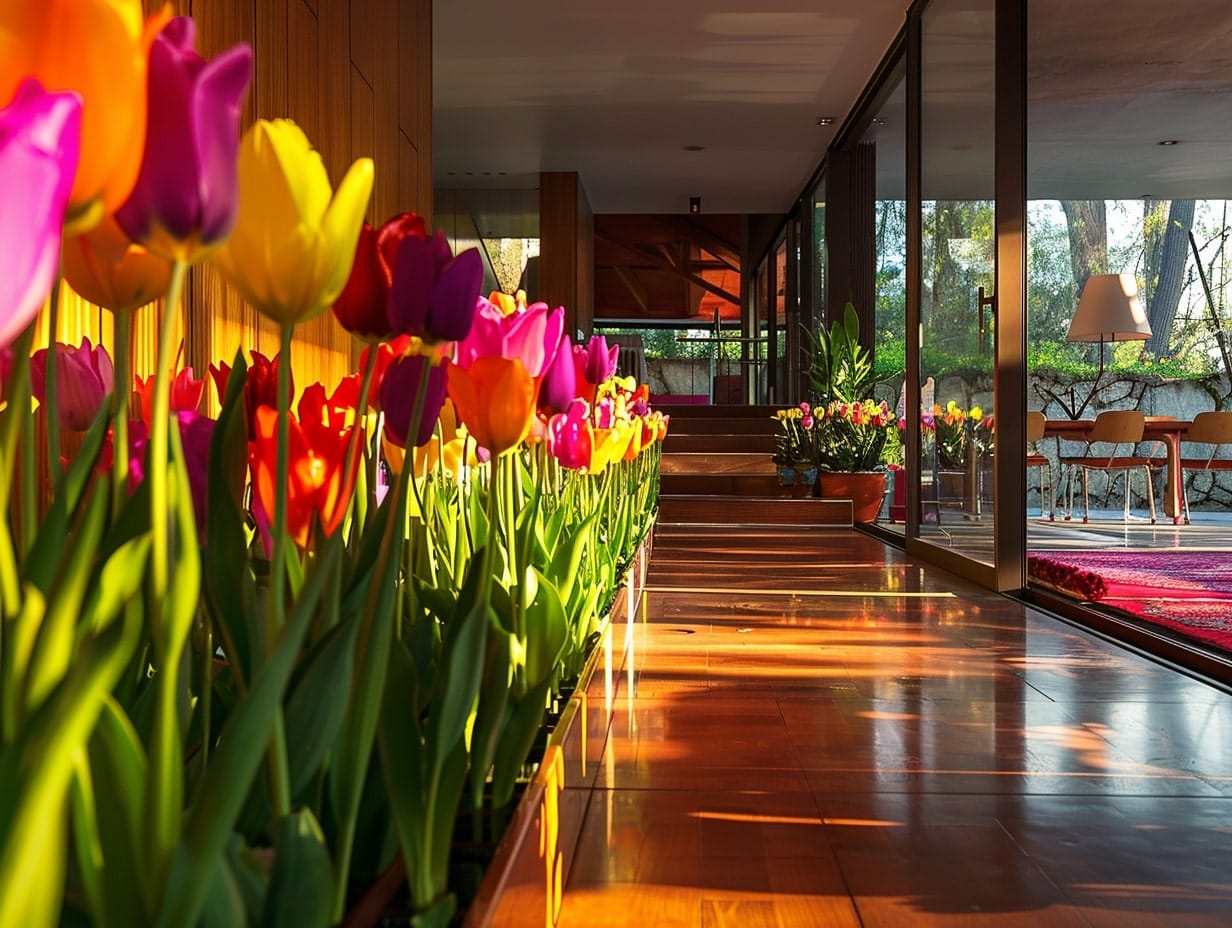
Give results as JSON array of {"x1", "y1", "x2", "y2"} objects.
[
  {"x1": 381, "y1": 354, "x2": 448, "y2": 449},
  {"x1": 31, "y1": 337, "x2": 114, "y2": 431},
  {"x1": 387, "y1": 230, "x2": 482, "y2": 343},
  {"x1": 136, "y1": 366, "x2": 204, "y2": 424},
  {"x1": 361, "y1": 334, "x2": 413, "y2": 411},
  {"x1": 446, "y1": 356, "x2": 537, "y2": 456},
  {"x1": 454, "y1": 296, "x2": 564, "y2": 376},
  {"x1": 299, "y1": 375, "x2": 361, "y2": 432},
  {"x1": 115, "y1": 17, "x2": 252, "y2": 262},
  {"x1": 539, "y1": 330, "x2": 577, "y2": 415},
  {"x1": 61, "y1": 215, "x2": 172, "y2": 313},
  {"x1": 0, "y1": 80, "x2": 81, "y2": 349},
  {"x1": 488, "y1": 289, "x2": 527, "y2": 316},
  {"x1": 547, "y1": 399, "x2": 593, "y2": 470},
  {"x1": 209, "y1": 350, "x2": 290, "y2": 439},
  {"x1": 126, "y1": 410, "x2": 214, "y2": 533},
  {"x1": 579, "y1": 334, "x2": 619, "y2": 385},
  {"x1": 214, "y1": 118, "x2": 374, "y2": 325},
  {"x1": 332, "y1": 213, "x2": 427, "y2": 341},
  {"x1": 250, "y1": 404, "x2": 361, "y2": 550},
  {"x1": 0, "y1": 0, "x2": 170, "y2": 226}
]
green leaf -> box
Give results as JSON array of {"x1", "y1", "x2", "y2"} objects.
[
  {"x1": 490, "y1": 676, "x2": 553, "y2": 807},
  {"x1": 546, "y1": 510, "x2": 597, "y2": 608},
  {"x1": 522, "y1": 567, "x2": 567, "y2": 690},
  {"x1": 260, "y1": 810, "x2": 335, "y2": 928},
  {"x1": 283, "y1": 616, "x2": 359, "y2": 800},
  {"x1": 156, "y1": 534, "x2": 343, "y2": 928},
  {"x1": 204, "y1": 353, "x2": 256, "y2": 687}
]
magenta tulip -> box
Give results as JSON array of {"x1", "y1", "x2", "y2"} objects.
[
  {"x1": 381, "y1": 354, "x2": 448, "y2": 448},
  {"x1": 454, "y1": 296, "x2": 565, "y2": 377},
  {"x1": 387, "y1": 230, "x2": 482, "y2": 342},
  {"x1": 127, "y1": 410, "x2": 214, "y2": 534},
  {"x1": 548, "y1": 400, "x2": 594, "y2": 471},
  {"x1": 0, "y1": 79, "x2": 82, "y2": 349},
  {"x1": 539, "y1": 330, "x2": 577, "y2": 415},
  {"x1": 115, "y1": 17, "x2": 252, "y2": 262},
  {"x1": 31, "y1": 337, "x2": 114, "y2": 431},
  {"x1": 579, "y1": 334, "x2": 619, "y2": 385}
]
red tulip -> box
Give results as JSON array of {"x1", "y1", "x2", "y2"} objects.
[
  {"x1": 136, "y1": 365, "x2": 204, "y2": 424},
  {"x1": 249, "y1": 403, "x2": 360, "y2": 550},
  {"x1": 332, "y1": 212, "x2": 427, "y2": 341}
]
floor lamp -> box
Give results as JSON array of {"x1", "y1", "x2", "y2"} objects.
[{"x1": 1064, "y1": 273, "x2": 1152, "y2": 419}]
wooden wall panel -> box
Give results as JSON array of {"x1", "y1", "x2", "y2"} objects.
[
  {"x1": 51, "y1": 0, "x2": 434, "y2": 415},
  {"x1": 540, "y1": 172, "x2": 595, "y2": 338}
]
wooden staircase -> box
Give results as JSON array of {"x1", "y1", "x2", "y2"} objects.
[{"x1": 656, "y1": 404, "x2": 852, "y2": 526}]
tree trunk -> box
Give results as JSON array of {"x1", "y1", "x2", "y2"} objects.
[
  {"x1": 1144, "y1": 199, "x2": 1195, "y2": 357},
  {"x1": 1060, "y1": 200, "x2": 1108, "y2": 300}
]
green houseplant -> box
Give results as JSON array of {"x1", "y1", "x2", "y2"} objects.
[{"x1": 805, "y1": 304, "x2": 896, "y2": 520}]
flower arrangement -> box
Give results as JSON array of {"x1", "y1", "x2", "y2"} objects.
[
  {"x1": 771, "y1": 402, "x2": 820, "y2": 467},
  {"x1": 0, "y1": 8, "x2": 669, "y2": 927},
  {"x1": 930, "y1": 400, "x2": 993, "y2": 469},
  {"x1": 806, "y1": 303, "x2": 896, "y2": 473}
]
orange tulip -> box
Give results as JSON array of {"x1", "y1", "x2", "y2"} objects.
[
  {"x1": 446, "y1": 356, "x2": 536, "y2": 456},
  {"x1": 61, "y1": 215, "x2": 172, "y2": 312},
  {"x1": 250, "y1": 404, "x2": 359, "y2": 550},
  {"x1": 0, "y1": 0, "x2": 172, "y2": 227}
]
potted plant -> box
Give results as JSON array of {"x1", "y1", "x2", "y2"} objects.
[
  {"x1": 806, "y1": 304, "x2": 897, "y2": 521},
  {"x1": 771, "y1": 404, "x2": 820, "y2": 494}
]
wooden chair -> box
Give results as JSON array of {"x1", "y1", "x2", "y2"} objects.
[
  {"x1": 1026, "y1": 411, "x2": 1053, "y2": 520},
  {"x1": 1059, "y1": 410, "x2": 1164, "y2": 524},
  {"x1": 1179, "y1": 410, "x2": 1232, "y2": 523}
]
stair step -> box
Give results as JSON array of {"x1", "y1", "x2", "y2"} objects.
[
  {"x1": 661, "y1": 452, "x2": 775, "y2": 475},
  {"x1": 657, "y1": 494, "x2": 852, "y2": 526}
]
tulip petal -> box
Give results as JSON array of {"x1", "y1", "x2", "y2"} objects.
[
  {"x1": 427, "y1": 248, "x2": 482, "y2": 342},
  {"x1": 0, "y1": 80, "x2": 81, "y2": 349},
  {"x1": 315, "y1": 156, "x2": 375, "y2": 311}
]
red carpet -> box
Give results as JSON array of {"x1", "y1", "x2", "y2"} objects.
[{"x1": 1027, "y1": 550, "x2": 1232, "y2": 653}]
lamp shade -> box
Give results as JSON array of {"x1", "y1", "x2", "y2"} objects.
[{"x1": 1066, "y1": 273, "x2": 1152, "y2": 342}]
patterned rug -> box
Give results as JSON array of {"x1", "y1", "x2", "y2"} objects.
[{"x1": 1027, "y1": 550, "x2": 1232, "y2": 653}]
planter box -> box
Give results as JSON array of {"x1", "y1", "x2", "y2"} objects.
[{"x1": 462, "y1": 541, "x2": 646, "y2": 928}]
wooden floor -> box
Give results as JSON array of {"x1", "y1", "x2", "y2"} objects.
[{"x1": 555, "y1": 525, "x2": 1232, "y2": 927}]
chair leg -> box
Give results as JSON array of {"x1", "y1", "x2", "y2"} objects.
[
  {"x1": 1182, "y1": 472, "x2": 1191, "y2": 525},
  {"x1": 1145, "y1": 465, "x2": 1156, "y2": 524},
  {"x1": 1082, "y1": 468, "x2": 1090, "y2": 523},
  {"x1": 1044, "y1": 464, "x2": 1054, "y2": 521},
  {"x1": 1123, "y1": 469, "x2": 1131, "y2": 525}
]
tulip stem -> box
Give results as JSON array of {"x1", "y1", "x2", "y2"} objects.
[
  {"x1": 112, "y1": 308, "x2": 133, "y2": 520},
  {"x1": 150, "y1": 260, "x2": 187, "y2": 614},
  {"x1": 343, "y1": 343, "x2": 379, "y2": 527},
  {"x1": 45, "y1": 273, "x2": 63, "y2": 489},
  {"x1": 0, "y1": 322, "x2": 37, "y2": 621},
  {"x1": 266, "y1": 322, "x2": 295, "y2": 819}
]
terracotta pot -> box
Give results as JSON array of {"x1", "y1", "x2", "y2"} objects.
[{"x1": 818, "y1": 471, "x2": 888, "y2": 523}]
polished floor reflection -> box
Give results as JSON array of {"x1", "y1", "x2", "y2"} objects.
[{"x1": 557, "y1": 525, "x2": 1232, "y2": 927}]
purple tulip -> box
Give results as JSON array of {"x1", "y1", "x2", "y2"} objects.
[
  {"x1": 127, "y1": 411, "x2": 215, "y2": 537},
  {"x1": 31, "y1": 337, "x2": 114, "y2": 431},
  {"x1": 387, "y1": 230, "x2": 482, "y2": 342},
  {"x1": 0, "y1": 79, "x2": 82, "y2": 350},
  {"x1": 115, "y1": 18, "x2": 252, "y2": 259},
  {"x1": 381, "y1": 354, "x2": 448, "y2": 448},
  {"x1": 539, "y1": 330, "x2": 578, "y2": 415}
]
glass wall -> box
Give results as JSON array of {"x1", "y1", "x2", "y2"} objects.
[
  {"x1": 866, "y1": 77, "x2": 907, "y2": 534},
  {"x1": 916, "y1": 0, "x2": 996, "y2": 563},
  {"x1": 1026, "y1": 0, "x2": 1232, "y2": 548}
]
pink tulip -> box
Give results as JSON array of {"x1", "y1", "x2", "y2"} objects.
[
  {"x1": 548, "y1": 399, "x2": 593, "y2": 471},
  {"x1": 453, "y1": 295, "x2": 564, "y2": 377},
  {"x1": 0, "y1": 79, "x2": 82, "y2": 349},
  {"x1": 539, "y1": 330, "x2": 577, "y2": 415},
  {"x1": 32, "y1": 337, "x2": 114, "y2": 431}
]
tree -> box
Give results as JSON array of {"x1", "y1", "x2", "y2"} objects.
[
  {"x1": 1143, "y1": 199, "x2": 1195, "y2": 357},
  {"x1": 1060, "y1": 200, "x2": 1108, "y2": 298}
]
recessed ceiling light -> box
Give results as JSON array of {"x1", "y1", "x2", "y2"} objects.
[
  {"x1": 683, "y1": 144, "x2": 705, "y2": 152},
  {"x1": 1158, "y1": 139, "x2": 1180, "y2": 146},
  {"x1": 815, "y1": 116, "x2": 834, "y2": 127}
]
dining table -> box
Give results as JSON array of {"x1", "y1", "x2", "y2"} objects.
[{"x1": 1042, "y1": 417, "x2": 1191, "y2": 525}]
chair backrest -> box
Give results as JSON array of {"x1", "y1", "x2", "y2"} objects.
[
  {"x1": 1026, "y1": 411, "x2": 1046, "y2": 442},
  {"x1": 1185, "y1": 410, "x2": 1232, "y2": 446},
  {"x1": 1087, "y1": 409, "x2": 1144, "y2": 445}
]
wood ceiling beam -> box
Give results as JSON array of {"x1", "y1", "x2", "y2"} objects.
[
  {"x1": 657, "y1": 216, "x2": 742, "y2": 271},
  {"x1": 611, "y1": 265, "x2": 649, "y2": 314},
  {"x1": 596, "y1": 233, "x2": 740, "y2": 306}
]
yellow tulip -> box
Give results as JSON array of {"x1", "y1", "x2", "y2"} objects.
[
  {"x1": 61, "y1": 215, "x2": 172, "y2": 313},
  {"x1": 0, "y1": 0, "x2": 171, "y2": 228},
  {"x1": 214, "y1": 119, "x2": 374, "y2": 325}
]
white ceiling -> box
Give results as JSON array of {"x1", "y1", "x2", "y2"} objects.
[{"x1": 432, "y1": 0, "x2": 912, "y2": 215}]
